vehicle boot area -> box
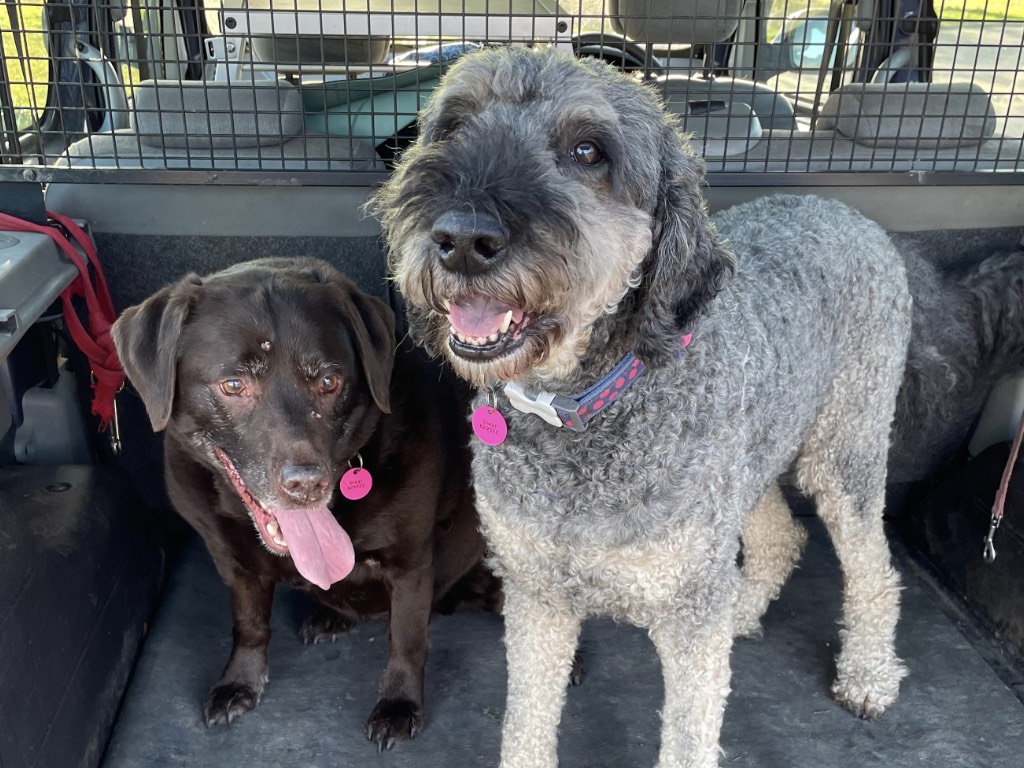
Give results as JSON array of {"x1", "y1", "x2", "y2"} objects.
[
  {"x1": 95, "y1": 512, "x2": 1024, "y2": 767},
  {"x1": 2, "y1": 2, "x2": 1024, "y2": 767}
]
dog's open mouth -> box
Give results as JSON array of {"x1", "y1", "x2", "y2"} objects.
[
  {"x1": 214, "y1": 447, "x2": 355, "y2": 590},
  {"x1": 446, "y1": 294, "x2": 533, "y2": 360}
]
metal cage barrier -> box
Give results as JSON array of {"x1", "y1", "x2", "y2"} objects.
[{"x1": 1, "y1": 0, "x2": 1022, "y2": 182}]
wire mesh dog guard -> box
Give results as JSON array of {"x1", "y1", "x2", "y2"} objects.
[{"x1": 1, "y1": 0, "x2": 1022, "y2": 181}]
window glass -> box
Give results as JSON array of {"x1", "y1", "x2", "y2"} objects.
[{"x1": 3, "y1": 0, "x2": 49, "y2": 130}]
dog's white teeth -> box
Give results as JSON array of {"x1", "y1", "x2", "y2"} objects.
[
  {"x1": 500, "y1": 310, "x2": 513, "y2": 334},
  {"x1": 451, "y1": 329, "x2": 504, "y2": 347},
  {"x1": 273, "y1": 535, "x2": 288, "y2": 548},
  {"x1": 441, "y1": 299, "x2": 450, "y2": 312},
  {"x1": 266, "y1": 521, "x2": 279, "y2": 537}
]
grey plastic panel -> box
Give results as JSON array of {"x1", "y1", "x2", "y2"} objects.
[
  {"x1": 0, "y1": 232, "x2": 78, "y2": 363},
  {"x1": 44, "y1": 184, "x2": 381, "y2": 237},
  {"x1": 43, "y1": 183, "x2": 1024, "y2": 238}
]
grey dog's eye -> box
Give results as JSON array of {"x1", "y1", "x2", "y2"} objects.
[
  {"x1": 220, "y1": 379, "x2": 245, "y2": 396},
  {"x1": 571, "y1": 140, "x2": 603, "y2": 166},
  {"x1": 440, "y1": 121, "x2": 465, "y2": 141}
]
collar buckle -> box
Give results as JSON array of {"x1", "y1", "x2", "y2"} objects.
[{"x1": 504, "y1": 381, "x2": 586, "y2": 431}]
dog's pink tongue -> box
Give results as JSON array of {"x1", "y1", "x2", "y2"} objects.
[
  {"x1": 449, "y1": 295, "x2": 523, "y2": 337},
  {"x1": 274, "y1": 507, "x2": 355, "y2": 590}
]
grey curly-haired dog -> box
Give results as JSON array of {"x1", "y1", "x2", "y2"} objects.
[{"x1": 373, "y1": 47, "x2": 911, "y2": 767}]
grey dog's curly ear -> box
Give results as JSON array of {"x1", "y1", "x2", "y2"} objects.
[
  {"x1": 329, "y1": 276, "x2": 396, "y2": 415},
  {"x1": 634, "y1": 129, "x2": 735, "y2": 366},
  {"x1": 111, "y1": 275, "x2": 203, "y2": 432}
]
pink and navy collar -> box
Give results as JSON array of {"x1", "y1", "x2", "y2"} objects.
[{"x1": 503, "y1": 331, "x2": 693, "y2": 431}]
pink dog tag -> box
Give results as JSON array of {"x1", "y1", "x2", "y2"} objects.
[
  {"x1": 472, "y1": 406, "x2": 508, "y2": 445},
  {"x1": 339, "y1": 467, "x2": 373, "y2": 500}
]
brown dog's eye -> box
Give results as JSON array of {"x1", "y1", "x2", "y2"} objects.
[
  {"x1": 318, "y1": 374, "x2": 341, "y2": 394},
  {"x1": 571, "y1": 140, "x2": 603, "y2": 166},
  {"x1": 220, "y1": 379, "x2": 245, "y2": 396}
]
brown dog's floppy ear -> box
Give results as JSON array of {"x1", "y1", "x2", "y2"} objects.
[
  {"x1": 333, "y1": 281, "x2": 396, "y2": 415},
  {"x1": 634, "y1": 128, "x2": 735, "y2": 367},
  {"x1": 110, "y1": 275, "x2": 202, "y2": 432}
]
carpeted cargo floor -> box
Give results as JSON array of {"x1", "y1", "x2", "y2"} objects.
[{"x1": 100, "y1": 517, "x2": 1024, "y2": 768}]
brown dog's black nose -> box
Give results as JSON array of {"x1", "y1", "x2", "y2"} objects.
[
  {"x1": 279, "y1": 464, "x2": 330, "y2": 503},
  {"x1": 431, "y1": 210, "x2": 508, "y2": 275}
]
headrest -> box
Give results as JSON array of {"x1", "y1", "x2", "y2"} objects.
[
  {"x1": 132, "y1": 80, "x2": 303, "y2": 149},
  {"x1": 250, "y1": 36, "x2": 391, "y2": 68},
  {"x1": 220, "y1": 0, "x2": 391, "y2": 67},
  {"x1": 817, "y1": 82, "x2": 996, "y2": 149},
  {"x1": 609, "y1": 0, "x2": 742, "y2": 46}
]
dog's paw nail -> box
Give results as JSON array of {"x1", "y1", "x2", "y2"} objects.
[{"x1": 740, "y1": 625, "x2": 765, "y2": 641}]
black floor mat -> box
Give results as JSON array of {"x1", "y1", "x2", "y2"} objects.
[{"x1": 101, "y1": 519, "x2": 1024, "y2": 768}]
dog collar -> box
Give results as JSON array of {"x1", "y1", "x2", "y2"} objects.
[{"x1": 503, "y1": 331, "x2": 693, "y2": 432}]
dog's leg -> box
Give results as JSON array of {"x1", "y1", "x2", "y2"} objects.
[
  {"x1": 649, "y1": 585, "x2": 734, "y2": 768},
  {"x1": 798, "y1": 395, "x2": 907, "y2": 718},
  {"x1": 733, "y1": 483, "x2": 808, "y2": 639},
  {"x1": 204, "y1": 572, "x2": 275, "y2": 726},
  {"x1": 365, "y1": 564, "x2": 433, "y2": 750},
  {"x1": 500, "y1": 582, "x2": 583, "y2": 768},
  {"x1": 811, "y1": 483, "x2": 906, "y2": 719}
]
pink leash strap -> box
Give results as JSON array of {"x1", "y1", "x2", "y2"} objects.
[{"x1": 984, "y1": 406, "x2": 1024, "y2": 563}]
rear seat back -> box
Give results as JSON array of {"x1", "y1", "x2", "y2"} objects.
[
  {"x1": 132, "y1": 79, "x2": 304, "y2": 149},
  {"x1": 608, "y1": 0, "x2": 797, "y2": 152},
  {"x1": 58, "y1": 79, "x2": 377, "y2": 170},
  {"x1": 816, "y1": 82, "x2": 997, "y2": 149}
]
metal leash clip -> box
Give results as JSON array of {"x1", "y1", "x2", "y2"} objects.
[
  {"x1": 983, "y1": 514, "x2": 1001, "y2": 563},
  {"x1": 92, "y1": 370, "x2": 123, "y2": 456},
  {"x1": 107, "y1": 393, "x2": 123, "y2": 456}
]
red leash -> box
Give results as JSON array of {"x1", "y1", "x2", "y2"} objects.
[{"x1": 0, "y1": 210, "x2": 124, "y2": 434}]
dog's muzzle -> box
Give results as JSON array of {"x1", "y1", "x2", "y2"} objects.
[{"x1": 431, "y1": 210, "x2": 508, "y2": 276}]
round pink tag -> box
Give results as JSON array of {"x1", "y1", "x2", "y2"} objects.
[
  {"x1": 339, "y1": 467, "x2": 373, "y2": 500},
  {"x1": 472, "y1": 406, "x2": 508, "y2": 445}
]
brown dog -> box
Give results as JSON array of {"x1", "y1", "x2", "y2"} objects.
[{"x1": 111, "y1": 257, "x2": 487, "y2": 750}]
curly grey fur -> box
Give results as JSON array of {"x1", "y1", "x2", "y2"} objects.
[{"x1": 374, "y1": 47, "x2": 909, "y2": 767}]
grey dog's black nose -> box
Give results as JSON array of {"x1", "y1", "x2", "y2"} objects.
[
  {"x1": 279, "y1": 464, "x2": 329, "y2": 503},
  {"x1": 431, "y1": 211, "x2": 508, "y2": 275}
]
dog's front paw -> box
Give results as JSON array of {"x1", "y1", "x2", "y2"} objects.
[
  {"x1": 203, "y1": 681, "x2": 264, "y2": 726},
  {"x1": 365, "y1": 698, "x2": 424, "y2": 751},
  {"x1": 299, "y1": 607, "x2": 355, "y2": 644},
  {"x1": 832, "y1": 656, "x2": 906, "y2": 719},
  {"x1": 732, "y1": 617, "x2": 765, "y2": 641}
]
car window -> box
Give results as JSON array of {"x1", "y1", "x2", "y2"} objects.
[{"x1": 2, "y1": 0, "x2": 48, "y2": 131}]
